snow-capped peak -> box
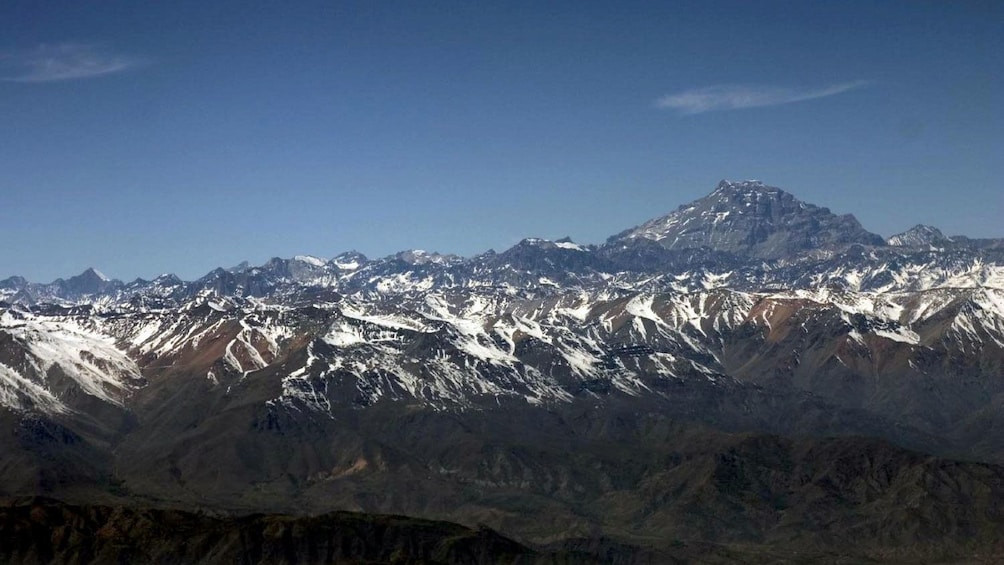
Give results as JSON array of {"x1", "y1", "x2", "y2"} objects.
[
  {"x1": 608, "y1": 180, "x2": 884, "y2": 259},
  {"x1": 553, "y1": 238, "x2": 585, "y2": 251},
  {"x1": 887, "y1": 224, "x2": 950, "y2": 247},
  {"x1": 394, "y1": 250, "x2": 458, "y2": 265},
  {"x1": 515, "y1": 237, "x2": 584, "y2": 251},
  {"x1": 714, "y1": 178, "x2": 765, "y2": 191},
  {"x1": 293, "y1": 255, "x2": 327, "y2": 267}
]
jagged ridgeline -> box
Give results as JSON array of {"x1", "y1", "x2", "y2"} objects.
[{"x1": 2, "y1": 180, "x2": 1004, "y2": 561}]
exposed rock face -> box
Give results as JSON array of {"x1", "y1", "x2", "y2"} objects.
[
  {"x1": 55, "y1": 268, "x2": 119, "y2": 299},
  {"x1": 887, "y1": 224, "x2": 950, "y2": 247},
  {"x1": 609, "y1": 180, "x2": 885, "y2": 258}
]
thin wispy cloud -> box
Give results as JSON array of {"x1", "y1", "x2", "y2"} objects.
[
  {"x1": 0, "y1": 43, "x2": 144, "y2": 83},
  {"x1": 656, "y1": 81, "x2": 869, "y2": 115}
]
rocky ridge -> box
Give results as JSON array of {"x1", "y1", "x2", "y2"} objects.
[{"x1": 2, "y1": 180, "x2": 1004, "y2": 561}]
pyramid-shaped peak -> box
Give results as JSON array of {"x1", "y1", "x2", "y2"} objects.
[
  {"x1": 80, "y1": 267, "x2": 110, "y2": 282},
  {"x1": 58, "y1": 267, "x2": 118, "y2": 296},
  {"x1": 153, "y1": 273, "x2": 183, "y2": 284},
  {"x1": 608, "y1": 180, "x2": 884, "y2": 259},
  {"x1": 887, "y1": 224, "x2": 950, "y2": 247}
]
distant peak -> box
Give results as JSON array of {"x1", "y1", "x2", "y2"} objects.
[
  {"x1": 56, "y1": 266, "x2": 118, "y2": 295},
  {"x1": 608, "y1": 179, "x2": 884, "y2": 258},
  {"x1": 332, "y1": 251, "x2": 367, "y2": 271},
  {"x1": 908, "y1": 224, "x2": 942, "y2": 234},
  {"x1": 887, "y1": 224, "x2": 949, "y2": 247},
  {"x1": 394, "y1": 249, "x2": 458, "y2": 265},
  {"x1": 512, "y1": 237, "x2": 586, "y2": 252},
  {"x1": 226, "y1": 261, "x2": 250, "y2": 273},
  {"x1": 519, "y1": 238, "x2": 548, "y2": 246},
  {"x1": 292, "y1": 255, "x2": 327, "y2": 267},
  {"x1": 81, "y1": 267, "x2": 110, "y2": 281}
]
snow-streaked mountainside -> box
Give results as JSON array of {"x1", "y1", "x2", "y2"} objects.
[
  {"x1": 608, "y1": 180, "x2": 886, "y2": 258},
  {"x1": 5, "y1": 180, "x2": 1004, "y2": 562},
  {"x1": 1, "y1": 179, "x2": 1003, "y2": 437},
  {"x1": 886, "y1": 224, "x2": 945, "y2": 247}
]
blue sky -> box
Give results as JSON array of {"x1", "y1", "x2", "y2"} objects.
[{"x1": 1, "y1": 1, "x2": 1001, "y2": 282}]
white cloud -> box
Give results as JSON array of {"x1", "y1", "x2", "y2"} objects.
[
  {"x1": 655, "y1": 81, "x2": 869, "y2": 115},
  {"x1": 1, "y1": 43, "x2": 144, "y2": 83}
]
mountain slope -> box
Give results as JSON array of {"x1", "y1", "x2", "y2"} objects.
[
  {"x1": 0, "y1": 179, "x2": 1003, "y2": 560},
  {"x1": 608, "y1": 180, "x2": 885, "y2": 258},
  {"x1": 0, "y1": 498, "x2": 554, "y2": 565},
  {"x1": 887, "y1": 224, "x2": 950, "y2": 247},
  {"x1": 5, "y1": 404, "x2": 1004, "y2": 562}
]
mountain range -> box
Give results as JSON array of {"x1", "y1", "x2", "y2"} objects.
[{"x1": 2, "y1": 179, "x2": 1003, "y2": 562}]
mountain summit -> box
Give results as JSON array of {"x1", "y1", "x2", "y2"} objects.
[
  {"x1": 608, "y1": 179, "x2": 885, "y2": 259},
  {"x1": 887, "y1": 224, "x2": 950, "y2": 247},
  {"x1": 57, "y1": 267, "x2": 118, "y2": 297}
]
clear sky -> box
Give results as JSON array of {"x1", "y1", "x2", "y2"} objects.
[{"x1": 1, "y1": 1, "x2": 1001, "y2": 282}]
